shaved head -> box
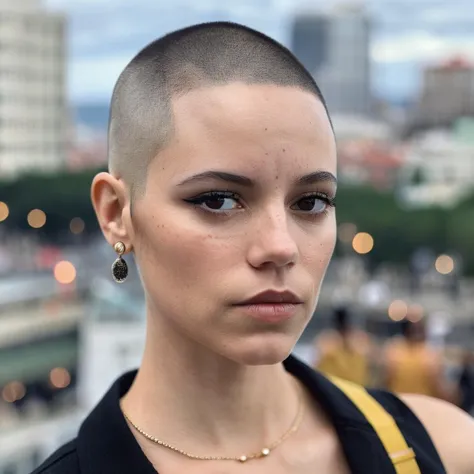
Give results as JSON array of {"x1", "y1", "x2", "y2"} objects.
[{"x1": 108, "y1": 21, "x2": 331, "y2": 200}]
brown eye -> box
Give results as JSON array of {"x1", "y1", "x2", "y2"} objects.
[
  {"x1": 297, "y1": 198, "x2": 320, "y2": 212},
  {"x1": 204, "y1": 197, "x2": 227, "y2": 210},
  {"x1": 291, "y1": 194, "x2": 332, "y2": 214},
  {"x1": 186, "y1": 192, "x2": 242, "y2": 213}
]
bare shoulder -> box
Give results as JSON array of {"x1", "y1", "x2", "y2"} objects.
[{"x1": 401, "y1": 394, "x2": 474, "y2": 474}]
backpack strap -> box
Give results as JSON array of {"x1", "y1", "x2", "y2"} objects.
[{"x1": 330, "y1": 376, "x2": 421, "y2": 474}]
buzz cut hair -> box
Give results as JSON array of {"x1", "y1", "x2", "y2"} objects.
[{"x1": 108, "y1": 21, "x2": 331, "y2": 200}]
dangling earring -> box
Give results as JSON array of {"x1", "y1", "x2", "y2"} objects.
[{"x1": 112, "y1": 241, "x2": 128, "y2": 283}]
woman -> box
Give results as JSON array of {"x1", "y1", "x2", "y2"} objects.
[
  {"x1": 383, "y1": 319, "x2": 454, "y2": 401},
  {"x1": 33, "y1": 22, "x2": 474, "y2": 474},
  {"x1": 314, "y1": 306, "x2": 373, "y2": 386}
]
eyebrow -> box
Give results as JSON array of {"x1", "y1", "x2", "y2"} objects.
[{"x1": 177, "y1": 170, "x2": 337, "y2": 187}]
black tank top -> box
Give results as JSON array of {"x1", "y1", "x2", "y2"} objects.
[
  {"x1": 32, "y1": 354, "x2": 446, "y2": 473},
  {"x1": 285, "y1": 355, "x2": 446, "y2": 473}
]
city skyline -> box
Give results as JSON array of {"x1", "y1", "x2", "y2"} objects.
[{"x1": 44, "y1": 0, "x2": 474, "y2": 105}]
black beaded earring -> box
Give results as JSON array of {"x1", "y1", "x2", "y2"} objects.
[{"x1": 112, "y1": 241, "x2": 128, "y2": 283}]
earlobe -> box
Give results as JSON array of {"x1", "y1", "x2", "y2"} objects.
[{"x1": 91, "y1": 172, "x2": 131, "y2": 248}]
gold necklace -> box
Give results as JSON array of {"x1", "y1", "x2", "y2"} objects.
[{"x1": 122, "y1": 388, "x2": 304, "y2": 463}]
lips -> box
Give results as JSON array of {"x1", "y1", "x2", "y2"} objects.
[{"x1": 235, "y1": 290, "x2": 303, "y2": 306}]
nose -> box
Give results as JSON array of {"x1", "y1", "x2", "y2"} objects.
[{"x1": 246, "y1": 207, "x2": 299, "y2": 270}]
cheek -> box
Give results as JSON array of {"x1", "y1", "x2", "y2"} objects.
[
  {"x1": 137, "y1": 216, "x2": 239, "y2": 290},
  {"x1": 302, "y1": 218, "x2": 337, "y2": 270}
]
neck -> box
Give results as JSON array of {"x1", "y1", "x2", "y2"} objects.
[{"x1": 120, "y1": 310, "x2": 301, "y2": 458}]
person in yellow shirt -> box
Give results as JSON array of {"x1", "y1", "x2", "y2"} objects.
[
  {"x1": 383, "y1": 318, "x2": 453, "y2": 401},
  {"x1": 313, "y1": 306, "x2": 372, "y2": 386}
]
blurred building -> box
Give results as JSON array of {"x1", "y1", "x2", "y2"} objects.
[
  {"x1": 0, "y1": 250, "x2": 145, "y2": 472},
  {"x1": 290, "y1": 14, "x2": 329, "y2": 79},
  {"x1": 409, "y1": 57, "x2": 474, "y2": 133},
  {"x1": 290, "y1": 4, "x2": 372, "y2": 116},
  {"x1": 338, "y1": 140, "x2": 404, "y2": 190},
  {"x1": 0, "y1": 0, "x2": 68, "y2": 178},
  {"x1": 329, "y1": 114, "x2": 402, "y2": 189},
  {"x1": 399, "y1": 127, "x2": 474, "y2": 208},
  {"x1": 331, "y1": 114, "x2": 394, "y2": 142}
]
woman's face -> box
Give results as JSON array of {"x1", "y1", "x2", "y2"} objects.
[{"x1": 131, "y1": 83, "x2": 337, "y2": 365}]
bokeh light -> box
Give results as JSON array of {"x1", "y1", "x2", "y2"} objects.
[
  {"x1": 388, "y1": 300, "x2": 408, "y2": 321},
  {"x1": 54, "y1": 261, "x2": 77, "y2": 284},
  {"x1": 407, "y1": 303, "x2": 425, "y2": 323},
  {"x1": 2, "y1": 381, "x2": 26, "y2": 403},
  {"x1": 0, "y1": 201, "x2": 9, "y2": 222},
  {"x1": 27, "y1": 209, "x2": 47, "y2": 228},
  {"x1": 352, "y1": 232, "x2": 374, "y2": 254},
  {"x1": 338, "y1": 222, "x2": 358, "y2": 243},
  {"x1": 435, "y1": 255, "x2": 454, "y2": 275},
  {"x1": 49, "y1": 368, "x2": 71, "y2": 389},
  {"x1": 70, "y1": 217, "x2": 85, "y2": 235}
]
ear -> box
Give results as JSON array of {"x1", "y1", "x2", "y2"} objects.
[{"x1": 91, "y1": 172, "x2": 133, "y2": 253}]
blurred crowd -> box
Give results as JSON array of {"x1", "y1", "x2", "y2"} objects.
[{"x1": 313, "y1": 307, "x2": 474, "y2": 415}]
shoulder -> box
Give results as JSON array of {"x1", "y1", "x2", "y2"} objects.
[
  {"x1": 31, "y1": 439, "x2": 79, "y2": 474},
  {"x1": 401, "y1": 394, "x2": 474, "y2": 474}
]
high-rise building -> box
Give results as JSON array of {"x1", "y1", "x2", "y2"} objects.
[
  {"x1": 0, "y1": 0, "x2": 67, "y2": 178},
  {"x1": 290, "y1": 5, "x2": 372, "y2": 117},
  {"x1": 290, "y1": 15, "x2": 329, "y2": 77}
]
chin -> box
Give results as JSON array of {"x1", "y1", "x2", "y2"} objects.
[{"x1": 222, "y1": 333, "x2": 297, "y2": 366}]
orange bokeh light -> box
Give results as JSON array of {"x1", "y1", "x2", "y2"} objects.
[
  {"x1": 435, "y1": 255, "x2": 454, "y2": 275},
  {"x1": 407, "y1": 304, "x2": 425, "y2": 323},
  {"x1": 352, "y1": 232, "x2": 374, "y2": 255},
  {"x1": 388, "y1": 300, "x2": 408, "y2": 321},
  {"x1": 54, "y1": 261, "x2": 77, "y2": 284},
  {"x1": 2, "y1": 381, "x2": 26, "y2": 403},
  {"x1": 27, "y1": 209, "x2": 47, "y2": 228},
  {"x1": 0, "y1": 202, "x2": 9, "y2": 222},
  {"x1": 50, "y1": 368, "x2": 71, "y2": 389}
]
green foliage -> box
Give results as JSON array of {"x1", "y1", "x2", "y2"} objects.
[
  {"x1": 0, "y1": 168, "x2": 104, "y2": 242},
  {"x1": 1, "y1": 172, "x2": 473, "y2": 275},
  {"x1": 335, "y1": 185, "x2": 473, "y2": 275}
]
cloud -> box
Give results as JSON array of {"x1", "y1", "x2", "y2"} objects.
[
  {"x1": 420, "y1": 5, "x2": 474, "y2": 25},
  {"x1": 373, "y1": 32, "x2": 474, "y2": 63},
  {"x1": 46, "y1": 0, "x2": 474, "y2": 102},
  {"x1": 68, "y1": 55, "x2": 133, "y2": 103}
]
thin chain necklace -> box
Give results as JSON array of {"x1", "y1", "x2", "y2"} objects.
[{"x1": 122, "y1": 387, "x2": 304, "y2": 463}]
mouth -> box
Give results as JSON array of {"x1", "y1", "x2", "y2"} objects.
[{"x1": 234, "y1": 290, "x2": 304, "y2": 306}]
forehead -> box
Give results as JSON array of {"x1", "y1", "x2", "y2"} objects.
[{"x1": 155, "y1": 82, "x2": 336, "y2": 178}]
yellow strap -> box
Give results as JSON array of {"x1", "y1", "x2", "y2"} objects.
[{"x1": 330, "y1": 376, "x2": 421, "y2": 474}]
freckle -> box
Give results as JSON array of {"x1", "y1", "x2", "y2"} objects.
[
  {"x1": 282, "y1": 148, "x2": 286, "y2": 152},
  {"x1": 264, "y1": 128, "x2": 268, "y2": 131}
]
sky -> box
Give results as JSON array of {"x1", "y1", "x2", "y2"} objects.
[{"x1": 45, "y1": 0, "x2": 474, "y2": 105}]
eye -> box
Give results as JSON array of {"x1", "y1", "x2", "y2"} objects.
[
  {"x1": 291, "y1": 193, "x2": 335, "y2": 214},
  {"x1": 185, "y1": 191, "x2": 243, "y2": 213}
]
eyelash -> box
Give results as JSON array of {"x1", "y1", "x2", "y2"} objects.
[{"x1": 184, "y1": 191, "x2": 336, "y2": 216}]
